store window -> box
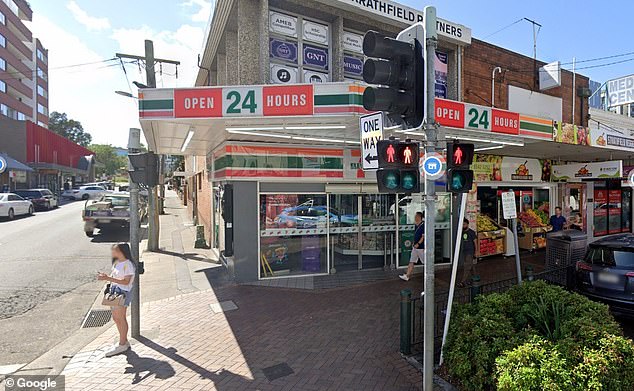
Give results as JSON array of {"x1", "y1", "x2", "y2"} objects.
[
  {"x1": 593, "y1": 180, "x2": 629, "y2": 236},
  {"x1": 259, "y1": 194, "x2": 328, "y2": 277}
]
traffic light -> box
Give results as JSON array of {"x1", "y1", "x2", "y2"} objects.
[
  {"x1": 446, "y1": 142, "x2": 474, "y2": 193},
  {"x1": 129, "y1": 152, "x2": 159, "y2": 187},
  {"x1": 362, "y1": 30, "x2": 424, "y2": 129},
  {"x1": 376, "y1": 139, "x2": 420, "y2": 193}
]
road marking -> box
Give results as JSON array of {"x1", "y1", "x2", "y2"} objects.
[{"x1": 0, "y1": 363, "x2": 26, "y2": 375}]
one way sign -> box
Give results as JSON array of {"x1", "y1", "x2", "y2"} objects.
[{"x1": 360, "y1": 112, "x2": 383, "y2": 170}]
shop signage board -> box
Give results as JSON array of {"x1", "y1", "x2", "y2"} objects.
[
  {"x1": 303, "y1": 44, "x2": 329, "y2": 70},
  {"x1": 270, "y1": 64, "x2": 298, "y2": 84},
  {"x1": 302, "y1": 20, "x2": 329, "y2": 44},
  {"x1": 435, "y1": 98, "x2": 520, "y2": 135},
  {"x1": 323, "y1": 0, "x2": 471, "y2": 45},
  {"x1": 360, "y1": 112, "x2": 383, "y2": 170},
  {"x1": 501, "y1": 191, "x2": 517, "y2": 219},
  {"x1": 173, "y1": 85, "x2": 314, "y2": 118},
  {"x1": 303, "y1": 70, "x2": 329, "y2": 83},
  {"x1": 0, "y1": 156, "x2": 6, "y2": 173},
  {"x1": 343, "y1": 31, "x2": 363, "y2": 53},
  {"x1": 269, "y1": 38, "x2": 298, "y2": 63},
  {"x1": 471, "y1": 155, "x2": 551, "y2": 183},
  {"x1": 552, "y1": 160, "x2": 623, "y2": 181},
  {"x1": 269, "y1": 11, "x2": 297, "y2": 37},
  {"x1": 607, "y1": 74, "x2": 634, "y2": 107},
  {"x1": 343, "y1": 55, "x2": 363, "y2": 76}
]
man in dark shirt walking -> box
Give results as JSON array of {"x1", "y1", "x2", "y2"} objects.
[
  {"x1": 458, "y1": 218, "x2": 477, "y2": 287},
  {"x1": 550, "y1": 207, "x2": 567, "y2": 232},
  {"x1": 400, "y1": 211, "x2": 425, "y2": 282}
]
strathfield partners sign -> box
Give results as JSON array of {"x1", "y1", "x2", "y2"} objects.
[{"x1": 321, "y1": 0, "x2": 471, "y2": 45}]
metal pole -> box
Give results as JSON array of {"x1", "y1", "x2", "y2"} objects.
[
  {"x1": 491, "y1": 67, "x2": 501, "y2": 108},
  {"x1": 128, "y1": 128, "x2": 141, "y2": 338},
  {"x1": 422, "y1": 7, "x2": 438, "y2": 390},
  {"x1": 572, "y1": 57, "x2": 576, "y2": 124},
  {"x1": 439, "y1": 193, "x2": 467, "y2": 366},
  {"x1": 510, "y1": 189, "x2": 523, "y2": 284},
  {"x1": 144, "y1": 39, "x2": 160, "y2": 251}
]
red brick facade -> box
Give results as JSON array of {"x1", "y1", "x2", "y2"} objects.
[
  {"x1": 463, "y1": 39, "x2": 589, "y2": 127},
  {"x1": 185, "y1": 155, "x2": 213, "y2": 244}
]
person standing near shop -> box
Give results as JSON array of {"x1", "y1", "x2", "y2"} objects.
[
  {"x1": 458, "y1": 218, "x2": 477, "y2": 287},
  {"x1": 400, "y1": 212, "x2": 425, "y2": 282},
  {"x1": 550, "y1": 207, "x2": 567, "y2": 232}
]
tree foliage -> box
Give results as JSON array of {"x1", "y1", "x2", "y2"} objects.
[
  {"x1": 48, "y1": 111, "x2": 92, "y2": 147},
  {"x1": 89, "y1": 144, "x2": 127, "y2": 177}
]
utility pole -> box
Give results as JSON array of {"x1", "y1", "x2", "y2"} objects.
[
  {"x1": 127, "y1": 128, "x2": 142, "y2": 338},
  {"x1": 116, "y1": 40, "x2": 180, "y2": 251},
  {"x1": 523, "y1": 17, "x2": 541, "y2": 90},
  {"x1": 422, "y1": 6, "x2": 438, "y2": 391}
]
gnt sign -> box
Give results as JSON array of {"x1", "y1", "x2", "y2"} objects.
[{"x1": 360, "y1": 112, "x2": 383, "y2": 170}]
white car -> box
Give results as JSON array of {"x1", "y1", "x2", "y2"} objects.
[
  {"x1": 62, "y1": 185, "x2": 108, "y2": 200},
  {"x1": 0, "y1": 193, "x2": 34, "y2": 219}
]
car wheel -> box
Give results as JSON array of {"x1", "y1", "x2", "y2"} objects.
[
  {"x1": 85, "y1": 231, "x2": 94, "y2": 237},
  {"x1": 82, "y1": 194, "x2": 89, "y2": 200},
  {"x1": 28, "y1": 205, "x2": 33, "y2": 215},
  {"x1": 46, "y1": 201, "x2": 51, "y2": 210},
  {"x1": 7, "y1": 208, "x2": 14, "y2": 220}
]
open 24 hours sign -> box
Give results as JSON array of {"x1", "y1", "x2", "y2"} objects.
[
  {"x1": 434, "y1": 98, "x2": 520, "y2": 135},
  {"x1": 174, "y1": 85, "x2": 314, "y2": 118}
]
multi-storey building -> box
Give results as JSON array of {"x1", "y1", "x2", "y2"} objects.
[{"x1": 0, "y1": 0, "x2": 48, "y2": 126}]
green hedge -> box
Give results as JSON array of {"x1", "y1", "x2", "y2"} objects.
[{"x1": 442, "y1": 281, "x2": 634, "y2": 391}]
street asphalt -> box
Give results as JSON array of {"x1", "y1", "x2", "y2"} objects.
[{"x1": 0, "y1": 199, "x2": 126, "y2": 366}]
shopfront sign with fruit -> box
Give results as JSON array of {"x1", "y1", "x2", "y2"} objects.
[
  {"x1": 470, "y1": 155, "x2": 549, "y2": 183},
  {"x1": 552, "y1": 160, "x2": 622, "y2": 181}
]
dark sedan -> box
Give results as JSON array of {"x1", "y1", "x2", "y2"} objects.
[
  {"x1": 13, "y1": 189, "x2": 58, "y2": 211},
  {"x1": 576, "y1": 233, "x2": 634, "y2": 316}
]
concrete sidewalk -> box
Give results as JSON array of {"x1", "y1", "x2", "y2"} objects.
[{"x1": 59, "y1": 192, "x2": 427, "y2": 390}]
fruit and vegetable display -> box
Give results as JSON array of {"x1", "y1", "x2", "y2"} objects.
[
  {"x1": 533, "y1": 236, "x2": 547, "y2": 248},
  {"x1": 477, "y1": 215, "x2": 500, "y2": 232},
  {"x1": 519, "y1": 209, "x2": 547, "y2": 228}
]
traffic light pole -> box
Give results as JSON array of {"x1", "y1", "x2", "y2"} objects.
[
  {"x1": 422, "y1": 6, "x2": 438, "y2": 391},
  {"x1": 127, "y1": 128, "x2": 142, "y2": 339}
]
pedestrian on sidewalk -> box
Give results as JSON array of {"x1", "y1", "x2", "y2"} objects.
[
  {"x1": 97, "y1": 243, "x2": 136, "y2": 357},
  {"x1": 458, "y1": 218, "x2": 477, "y2": 287},
  {"x1": 399, "y1": 211, "x2": 425, "y2": 282}
]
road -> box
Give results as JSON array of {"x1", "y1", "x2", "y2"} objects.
[{"x1": 0, "y1": 199, "x2": 125, "y2": 366}]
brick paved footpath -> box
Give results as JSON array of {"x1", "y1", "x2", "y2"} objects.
[{"x1": 62, "y1": 279, "x2": 428, "y2": 390}]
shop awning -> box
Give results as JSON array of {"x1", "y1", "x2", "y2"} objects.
[{"x1": 0, "y1": 153, "x2": 33, "y2": 172}]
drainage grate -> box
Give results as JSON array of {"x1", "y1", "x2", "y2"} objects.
[
  {"x1": 81, "y1": 309, "x2": 112, "y2": 328},
  {"x1": 262, "y1": 363, "x2": 294, "y2": 381}
]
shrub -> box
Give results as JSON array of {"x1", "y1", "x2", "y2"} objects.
[{"x1": 442, "y1": 281, "x2": 627, "y2": 391}]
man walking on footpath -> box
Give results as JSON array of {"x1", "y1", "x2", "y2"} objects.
[
  {"x1": 458, "y1": 218, "x2": 477, "y2": 287},
  {"x1": 400, "y1": 211, "x2": 425, "y2": 281}
]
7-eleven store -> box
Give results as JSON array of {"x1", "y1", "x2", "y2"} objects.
[{"x1": 139, "y1": 81, "x2": 616, "y2": 285}]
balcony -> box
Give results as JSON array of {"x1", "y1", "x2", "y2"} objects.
[{"x1": 0, "y1": 1, "x2": 30, "y2": 40}]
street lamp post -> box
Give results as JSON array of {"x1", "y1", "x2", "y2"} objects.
[{"x1": 492, "y1": 67, "x2": 502, "y2": 108}]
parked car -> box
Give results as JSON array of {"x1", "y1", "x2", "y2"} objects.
[
  {"x1": 82, "y1": 193, "x2": 139, "y2": 237},
  {"x1": 62, "y1": 185, "x2": 107, "y2": 200},
  {"x1": 0, "y1": 193, "x2": 34, "y2": 219},
  {"x1": 13, "y1": 189, "x2": 58, "y2": 210},
  {"x1": 576, "y1": 233, "x2": 634, "y2": 315},
  {"x1": 273, "y1": 205, "x2": 357, "y2": 228}
]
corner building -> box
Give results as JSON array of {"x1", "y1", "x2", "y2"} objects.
[{"x1": 139, "y1": 0, "x2": 632, "y2": 286}]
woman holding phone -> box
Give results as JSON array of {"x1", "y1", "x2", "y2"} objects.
[{"x1": 97, "y1": 243, "x2": 135, "y2": 357}]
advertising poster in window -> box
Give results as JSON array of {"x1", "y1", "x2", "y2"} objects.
[
  {"x1": 608, "y1": 190, "x2": 622, "y2": 234},
  {"x1": 303, "y1": 69, "x2": 329, "y2": 83},
  {"x1": 302, "y1": 20, "x2": 329, "y2": 45},
  {"x1": 263, "y1": 194, "x2": 299, "y2": 229},
  {"x1": 269, "y1": 38, "x2": 298, "y2": 64},
  {"x1": 270, "y1": 64, "x2": 298, "y2": 84},
  {"x1": 594, "y1": 188, "x2": 608, "y2": 236},
  {"x1": 269, "y1": 11, "x2": 297, "y2": 37},
  {"x1": 343, "y1": 55, "x2": 363, "y2": 78},
  {"x1": 303, "y1": 44, "x2": 328, "y2": 70},
  {"x1": 435, "y1": 51, "x2": 448, "y2": 98},
  {"x1": 343, "y1": 31, "x2": 363, "y2": 54},
  {"x1": 622, "y1": 188, "x2": 632, "y2": 233}
]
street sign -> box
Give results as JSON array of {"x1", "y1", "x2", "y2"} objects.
[
  {"x1": 501, "y1": 191, "x2": 517, "y2": 219},
  {"x1": 0, "y1": 156, "x2": 6, "y2": 174},
  {"x1": 360, "y1": 112, "x2": 383, "y2": 170},
  {"x1": 421, "y1": 152, "x2": 445, "y2": 180}
]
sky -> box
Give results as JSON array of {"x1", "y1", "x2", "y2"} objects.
[{"x1": 27, "y1": 0, "x2": 634, "y2": 148}]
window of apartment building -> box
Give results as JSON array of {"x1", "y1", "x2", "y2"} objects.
[
  {"x1": 37, "y1": 84, "x2": 47, "y2": 98},
  {"x1": 2, "y1": 0, "x2": 18, "y2": 16},
  {"x1": 37, "y1": 49, "x2": 46, "y2": 63},
  {"x1": 17, "y1": 111, "x2": 25, "y2": 120},
  {"x1": 0, "y1": 34, "x2": 6, "y2": 48},
  {"x1": 0, "y1": 80, "x2": 6, "y2": 93},
  {"x1": 37, "y1": 120, "x2": 46, "y2": 127},
  {"x1": 0, "y1": 103, "x2": 7, "y2": 116},
  {"x1": 37, "y1": 67, "x2": 47, "y2": 80},
  {"x1": 37, "y1": 103, "x2": 47, "y2": 116},
  {"x1": 0, "y1": 11, "x2": 5, "y2": 25},
  {"x1": 268, "y1": 9, "x2": 331, "y2": 84},
  {"x1": 0, "y1": 58, "x2": 6, "y2": 71}
]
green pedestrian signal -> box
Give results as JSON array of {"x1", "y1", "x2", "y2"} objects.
[{"x1": 447, "y1": 169, "x2": 473, "y2": 193}]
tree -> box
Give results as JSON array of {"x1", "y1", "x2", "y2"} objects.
[
  {"x1": 89, "y1": 144, "x2": 127, "y2": 177},
  {"x1": 49, "y1": 111, "x2": 92, "y2": 147}
]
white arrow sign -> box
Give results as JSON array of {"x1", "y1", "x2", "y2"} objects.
[{"x1": 360, "y1": 112, "x2": 383, "y2": 170}]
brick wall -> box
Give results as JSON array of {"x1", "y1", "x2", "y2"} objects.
[
  {"x1": 463, "y1": 39, "x2": 589, "y2": 127},
  {"x1": 184, "y1": 155, "x2": 213, "y2": 244}
]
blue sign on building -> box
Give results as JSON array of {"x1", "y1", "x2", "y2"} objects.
[
  {"x1": 343, "y1": 56, "x2": 363, "y2": 76},
  {"x1": 269, "y1": 38, "x2": 298, "y2": 64},
  {"x1": 303, "y1": 44, "x2": 328, "y2": 70}
]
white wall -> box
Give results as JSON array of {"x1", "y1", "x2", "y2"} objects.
[{"x1": 508, "y1": 85, "x2": 563, "y2": 122}]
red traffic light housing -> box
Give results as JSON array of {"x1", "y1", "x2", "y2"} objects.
[
  {"x1": 446, "y1": 141, "x2": 474, "y2": 193},
  {"x1": 376, "y1": 140, "x2": 420, "y2": 194}
]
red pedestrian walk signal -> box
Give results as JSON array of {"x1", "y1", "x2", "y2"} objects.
[
  {"x1": 446, "y1": 141, "x2": 474, "y2": 193},
  {"x1": 376, "y1": 140, "x2": 420, "y2": 194}
]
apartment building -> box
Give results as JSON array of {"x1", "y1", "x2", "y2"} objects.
[{"x1": 0, "y1": 0, "x2": 48, "y2": 127}]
